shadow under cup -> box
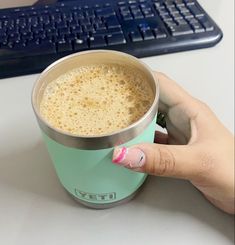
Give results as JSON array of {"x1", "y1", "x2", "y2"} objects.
[{"x1": 32, "y1": 50, "x2": 159, "y2": 208}]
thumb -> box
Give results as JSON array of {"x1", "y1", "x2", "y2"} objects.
[{"x1": 112, "y1": 143, "x2": 200, "y2": 180}]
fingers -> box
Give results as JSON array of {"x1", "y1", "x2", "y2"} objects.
[
  {"x1": 112, "y1": 143, "x2": 201, "y2": 180},
  {"x1": 155, "y1": 72, "x2": 194, "y2": 113},
  {"x1": 154, "y1": 131, "x2": 168, "y2": 144},
  {"x1": 155, "y1": 72, "x2": 221, "y2": 138}
]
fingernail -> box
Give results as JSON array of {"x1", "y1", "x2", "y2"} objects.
[{"x1": 112, "y1": 147, "x2": 146, "y2": 168}]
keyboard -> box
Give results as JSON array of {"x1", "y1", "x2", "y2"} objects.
[{"x1": 0, "y1": 0, "x2": 222, "y2": 78}]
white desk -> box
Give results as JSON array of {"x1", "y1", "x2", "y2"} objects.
[{"x1": 0, "y1": 1, "x2": 234, "y2": 244}]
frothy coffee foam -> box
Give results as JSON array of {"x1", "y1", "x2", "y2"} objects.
[{"x1": 40, "y1": 64, "x2": 154, "y2": 136}]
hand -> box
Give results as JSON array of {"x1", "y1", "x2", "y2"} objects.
[{"x1": 112, "y1": 72, "x2": 235, "y2": 214}]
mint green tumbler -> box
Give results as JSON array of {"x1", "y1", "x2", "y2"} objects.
[{"x1": 32, "y1": 50, "x2": 159, "y2": 208}]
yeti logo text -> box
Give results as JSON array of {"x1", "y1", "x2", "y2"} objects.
[{"x1": 75, "y1": 189, "x2": 116, "y2": 201}]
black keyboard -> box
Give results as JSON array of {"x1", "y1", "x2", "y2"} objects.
[{"x1": 0, "y1": 0, "x2": 222, "y2": 78}]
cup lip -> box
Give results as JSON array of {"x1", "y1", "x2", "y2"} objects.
[{"x1": 31, "y1": 50, "x2": 159, "y2": 140}]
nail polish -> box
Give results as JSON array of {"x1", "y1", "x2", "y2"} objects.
[{"x1": 112, "y1": 147, "x2": 146, "y2": 168}]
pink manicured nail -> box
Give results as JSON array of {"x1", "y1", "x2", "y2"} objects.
[{"x1": 112, "y1": 147, "x2": 146, "y2": 168}]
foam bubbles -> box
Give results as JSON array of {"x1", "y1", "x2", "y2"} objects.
[{"x1": 40, "y1": 64, "x2": 154, "y2": 136}]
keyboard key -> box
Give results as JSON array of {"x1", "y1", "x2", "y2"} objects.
[
  {"x1": 130, "y1": 4, "x2": 139, "y2": 10},
  {"x1": 157, "y1": 9, "x2": 169, "y2": 16},
  {"x1": 169, "y1": 25, "x2": 193, "y2": 36},
  {"x1": 118, "y1": 1, "x2": 126, "y2": 5},
  {"x1": 89, "y1": 36, "x2": 107, "y2": 48},
  {"x1": 19, "y1": 25, "x2": 31, "y2": 32},
  {"x1": 104, "y1": 3, "x2": 111, "y2": 7},
  {"x1": 82, "y1": 5, "x2": 89, "y2": 10},
  {"x1": 0, "y1": 30, "x2": 7, "y2": 37},
  {"x1": 142, "y1": 30, "x2": 154, "y2": 40},
  {"x1": 39, "y1": 14, "x2": 50, "y2": 24},
  {"x1": 71, "y1": 26, "x2": 82, "y2": 34},
  {"x1": 161, "y1": 13, "x2": 173, "y2": 21},
  {"x1": 129, "y1": 31, "x2": 143, "y2": 42},
  {"x1": 34, "y1": 31, "x2": 47, "y2": 40},
  {"x1": 59, "y1": 27, "x2": 71, "y2": 35},
  {"x1": 73, "y1": 38, "x2": 88, "y2": 50},
  {"x1": 2, "y1": 19, "x2": 14, "y2": 28},
  {"x1": 164, "y1": 20, "x2": 177, "y2": 27},
  {"x1": 177, "y1": 5, "x2": 190, "y2": 13},
  {"x1": 199, "y1": 17, "x2": 214, "y2": 31},
  {"x1": 79, "y1": 32, "x2": 90, "y2": 39},
  {"x1": 82, "y1": 24, "x2": 94, "y2": 32},
  {"x1": 176, "y1": 19, "x2": 188, "y2": 25},
  {"x1": 28, "y1": 16, "x2": 38, "y2": 25},
  {"x1": 171, "y1": 12, "x2": 183, "y2": 20},
  {"x1": 15, "y1": 17, "x2": 27, "y2": 26},
  {"x1": 119, "y1": 6, "x2": 130, "y2": 13},
  {"x1": 108, "y1": 27, "x2": 123, "y2": 34},
  {"x1": 57, "y1": 40, "x2": 73, "y2": 52},
  {"x1": 153, "y1": 29, "x2": 167, "y2": 38},
  {"x1": 95, "y1": 23, "x2": 107, "y2": 31},
  {"x1": 122, "y1": 13, "x2": 133, "y2": 20},
  {"x1": 105, "y1": 16, "x2": 121, "y2": 28},
  {"x1": 139, "y1": 22, "x2": 150, "y2": 31},
  {"x1": 96, "y1": 7, "x2": 115, "y2": 17},
  {"x1": 183, "y1": 11, "x2": 194, "y2": 19},
  {"x1": 154, "y1": 3, "x2": 165, "y2": 10},
  {"x1": 56, "y1": 21, "x2": 67, "y2": 29},
  {"x1": 174, "y1": 0, "x2": 185, "y2": 6},
  {"x1": 21, "y1": 31, "x2": 33, "y2": 40},
  {"x1": 44, "y1": 22, "x2": 56, "y2": 30},
  {"x1": 65, "y1": 33, "x2": 77, "y2": 41},
  {"x1": 8, "y1": 33, "x2": 20, "y2": 41},
  {"x1": 9, "y1": 41, "x2": 24, "y2": 49},
  {"x1": 142, "y1": 10, "x2": 154, "y2": 18},
  {"x1": 188, "y1": 17, "x2": 199, "y2": 24},
  {"x1": 164, "y1": 0, "x2": 175, "y2": 8},
  {"x1": 184, "y1": 0, "x2": 195, "y2": 6},
  {"x1": 72, "y1": 12, "x2": 84, "y2": 20},
  {"x1": 191, "y1": 23, "x2": 204, "y2": 33},
  {"x1": 84, "y1": 10, "x2": 95, "y2": 18},
  {"x1": 140, "y1": 4, "x2": 151, "y2": 11},
  {"x1": 0, "y1": 42, "x2": 56, "y2": 59},
  {"x1": 80, "y1": 18, "x2": 90, "y2": 25},
  {"x1": 107, "y1": 33, "x2": 126, "y2": 45},
  {"x1": 0, "y1": 37, "x2": 8, "y2": 45},
  {"x1": 133, "y1": 12, "x2": 144, "y2": 19},
  {"x1": 0, "y1": 14, "x2": 9, "y2": 20},
  {"x1": 67, "y1": 20, "x2": 78, "y2": 27},
  {"x1": 51, "y1": 13, "x2": 62, "y2": 23},
  {"x1": 188, "y1": 5, "x2": 204, "y2": 17},
  {"x1": 167, "y1": 6, "x2": 179, "y2": 14},
  {"x1": 91, "y1": 29, "x2": 105, "y2": 36}
]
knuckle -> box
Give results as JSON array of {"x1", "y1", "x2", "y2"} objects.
[
  {"x1": 194, "y1": 99, "x2": 211, "y2": 112},
  {"x1": 148, "y1": 146, "x2": 176, "y2": 176},
  {"x1": 156, "y1": 72, "x2": 168, "y2": 80}
]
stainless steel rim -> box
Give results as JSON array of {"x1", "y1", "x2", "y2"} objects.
[{"x1": 32, "y1": 50, "x2": 159, "y2": 150}]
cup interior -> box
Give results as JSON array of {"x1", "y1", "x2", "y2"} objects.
[
  {"x1": 32, "y1": 50, "x2": 159, "y2": 149},
  {"x1": 34, "y1": 50, "x2": 157, "y2": 114}
]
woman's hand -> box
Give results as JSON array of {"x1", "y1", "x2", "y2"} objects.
[{"x1": 112, "y1": 72, "x2": 235, "y2": 214}]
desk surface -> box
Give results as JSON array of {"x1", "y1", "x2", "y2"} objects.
[{"x1": 0, "y1": 1, "x2": 234, "y2": 244}]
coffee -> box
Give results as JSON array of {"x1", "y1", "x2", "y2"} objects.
[{"x1": 40, "y1": 64, "x2": 154, "y2": 136}]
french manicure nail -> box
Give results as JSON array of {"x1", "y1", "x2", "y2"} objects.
[{"x1": 112, "y1": 147, "x2": 146, "y2": 168}]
